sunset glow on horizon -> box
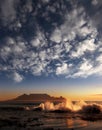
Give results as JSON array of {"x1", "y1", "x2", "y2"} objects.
[{"x1": 1, "y1": 84, "x2": 102, "y2": 101}]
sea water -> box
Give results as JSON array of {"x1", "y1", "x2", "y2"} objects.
[{"x1": 0, "y1": 101, "x2": 102, "y2": 130}]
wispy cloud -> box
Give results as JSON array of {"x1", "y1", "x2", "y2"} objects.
[{"x1": 13, "y1": 72, "x2": 23, "y2": 83}]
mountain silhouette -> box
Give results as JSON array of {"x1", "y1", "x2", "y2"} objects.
[{"x1": 3, "y1": 94, "x2": 66, "y2": 103}]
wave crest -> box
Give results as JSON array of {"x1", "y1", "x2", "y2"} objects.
[{"x1": 25, "y1": 100, "x2": 102, "y2": 114}]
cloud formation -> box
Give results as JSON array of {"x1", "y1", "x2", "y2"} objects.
[
  {"x1": 13, "y1": 72, "x2": 23, "y2": 83},
  {"x1": 56, "y1": 63, "x2": 69, "y2": 75},
  {"x1": 0, "y1": 0, "x2": 102, "y2": 82}
]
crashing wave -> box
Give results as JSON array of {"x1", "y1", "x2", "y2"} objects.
[{"x1": 24, "y1": 100, "x2": 102, "y2": 114}]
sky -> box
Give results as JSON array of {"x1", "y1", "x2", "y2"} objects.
[{"x1": 0, "y1": 0, "x2": 102, "y2": 101}]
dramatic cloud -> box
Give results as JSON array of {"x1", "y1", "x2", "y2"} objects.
[{"x1": 0, "y1": 0, "x2": 102, "y2": 82}]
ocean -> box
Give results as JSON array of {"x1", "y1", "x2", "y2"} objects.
[{"x1": 0, "y1": 101, "x2": 102, "y2": 130}]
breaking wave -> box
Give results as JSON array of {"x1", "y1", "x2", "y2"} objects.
[{"x1": 24, "y1": 100, "x2": 102, "y2": 114}]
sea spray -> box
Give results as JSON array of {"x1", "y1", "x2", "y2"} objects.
[
  {"x1": 65, "y1": 100, "x2": 73, "y2": 110},
  {"x1": 24, "y1": 100, "x2": 102, "y2": 114},
  {"x1": 73, "y1": 100, "x2": 87, "y2": 111},
  {"x1": 40, "y1": 101, "x2": 55, "y2": 111},
  {"x1": 38, "y1": 100, "x2": 87, "y2": 112}
]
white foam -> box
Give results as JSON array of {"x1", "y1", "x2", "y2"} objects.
[{"x1": 25, "y1": 100, "x2": 102, "y2": 113}]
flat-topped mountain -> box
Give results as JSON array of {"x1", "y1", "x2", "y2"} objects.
[{"x1": 4, "y1": 94, "x2": 66, "y2": 103}]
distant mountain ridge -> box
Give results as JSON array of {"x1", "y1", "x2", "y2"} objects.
[{"x1": 3, "y1": 93, "x2": 66, "y2": 103}]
